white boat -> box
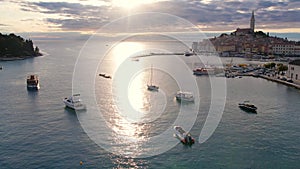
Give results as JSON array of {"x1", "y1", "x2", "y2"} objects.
[
  {"x1": 27, "y1": 74, "x2": 40, "y2": 90},
  {"x1": 147, "y1": 65, "x2": 159, "y2": 91},
  {"x1": 175, "y1": 91, "x2": 194, "y2": 102},
  {"x1": 63, "y1": 94, "x2": 86, "y2": 110},
  {"x1": 174, "y1": 126, "x2": 195, "y2": 145}
]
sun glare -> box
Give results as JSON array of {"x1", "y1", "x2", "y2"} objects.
[{"x1": 112, "y1": 0, "x2": 155, "y2": 10}]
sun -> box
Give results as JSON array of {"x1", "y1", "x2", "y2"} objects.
[{"x1": 112, "y1": 0, "x2": 156, "y2": 10}]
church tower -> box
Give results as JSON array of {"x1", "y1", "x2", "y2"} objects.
[{"x1": 250, "y1": 10, "x2": 255, "y2": 32}]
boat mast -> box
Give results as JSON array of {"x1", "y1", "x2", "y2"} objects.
[{"x1": 150, "y1": 64, "x2": 153, "y2": 86}]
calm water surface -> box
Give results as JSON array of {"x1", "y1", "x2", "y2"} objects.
[{"x1": 0, "y1": 35, "x2": 299, "y2": 168}]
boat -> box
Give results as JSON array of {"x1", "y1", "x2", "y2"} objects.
[
  {"x1": 27, "y1": 74, "x2": 40, "y2": 90},
  {"x1": 147, "y1": 65, "x2": 159, "y2": 91},
  {"x1": 63, "y1": 94, "x2": 86, "y2": 110},
  {"x1": 238, "y1": 101, "x2": 257, "y2": 112},
  {"x1": 174, "y1": 126, "x2": 195, "y2": 145},
  {"x1": 184, "y1": 51, "x2": 194, "y2": 56},
  {"x1": 99, "y1": 73, "x2": 111, "y2": 79},
  {"x1": 193, "y1": 67, "x2": 215, "y2": 76},
  {"x1": 175, "y1": 91, "x2": 194, "y2": 102}
]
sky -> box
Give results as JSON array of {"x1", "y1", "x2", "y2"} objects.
[{"x1": 0, "y1": 0, "x2": 299, "y2": 34}]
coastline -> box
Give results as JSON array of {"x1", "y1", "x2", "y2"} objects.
[{"x1": 0, "y1": 55, "x2": 42, "y2": 61}]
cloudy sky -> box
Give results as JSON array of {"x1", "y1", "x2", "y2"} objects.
[{"x1": 0, "y1": 0, "x2": 299, "y2": 34}]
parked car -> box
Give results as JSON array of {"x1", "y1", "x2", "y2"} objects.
[{"x1": 280, "y1": 77, "x2": 287, "y2": 81}]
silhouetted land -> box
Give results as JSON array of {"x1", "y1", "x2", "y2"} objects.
[{"x1": 0, "y1": 33, "x2": 42, "y2": 61}]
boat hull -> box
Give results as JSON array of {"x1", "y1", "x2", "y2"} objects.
[
  {"x1": 27, "y1": 84, "x2": 40, "y2": 90},
  {"x1": 239, "y1": 105, "x2": 257, "y2": 113},
  {"x1": 175, "y1": 96, "x2": 194, "y2": 102}
]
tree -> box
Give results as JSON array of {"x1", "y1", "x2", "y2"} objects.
[
  {"x1": 264, "y1": 62, "x2": 276, "y2": 69},
  {"x1": 278, "y1": 64, "x2": 288, "y2": 72}
]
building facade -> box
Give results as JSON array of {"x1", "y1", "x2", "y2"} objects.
[{"x1": 287, "y1": 59, "x2": 300, "y2": 84}]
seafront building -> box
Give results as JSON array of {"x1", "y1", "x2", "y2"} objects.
[{"x1": 287, "y1": 60, "x2": 300, "y2": 84}]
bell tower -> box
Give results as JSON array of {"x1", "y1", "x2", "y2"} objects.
[{"x1": 250, "y1": 10, "x2": 255, "y2": 32}]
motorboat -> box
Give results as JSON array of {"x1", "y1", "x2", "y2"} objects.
[
  {"x1": 27, "y1": 74, "x2": 40, "y2": 90},
  {"x1": 175, "y1": 91, "x2": 194, "y2": 102},
  {"x1": 238, "y1": 101, "x2": 257, "y2": 112},
  {"x1": 99, "y1": 73, "x2": 111, "y2": 79},
  {"x1": 147, "y1": 65, "x2": 159, "y2": 91},
  {"x1": 63, "y1": 94, "x2": 86, "y2": 110},
  {"x1": 184, "y1": 51, "x2": 194, "y2": 56},
  {"x1": 174, "y1": 126, "x2": 195, "y2": 145}
]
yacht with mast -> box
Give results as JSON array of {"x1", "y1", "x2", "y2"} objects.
[{"x1": 147, "y1": 65, "x2": 159, "y2": 91}]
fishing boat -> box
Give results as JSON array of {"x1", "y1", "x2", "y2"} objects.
[
  {"x1": 238, "y1": 101, "x2": 257, "y2": 112},
  {"x1": 27, "y1": 74, "x2": 40, "y2": 90},
  {"x1": 174, "y1": 126, "x2": 195, "y2": 145},
  {"x1": 63, "y1": 94, "x2": 86, "y2": 110},
  {"x1": 147, "y1": 65, "x2": 159, "y2": 91},
  {"x1": 175, "y1": 91, "x2": 194, "y2": 102}
]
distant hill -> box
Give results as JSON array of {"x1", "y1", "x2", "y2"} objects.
[{"x1": 0, "y1": 33, "x2": 42, "y2": 61}]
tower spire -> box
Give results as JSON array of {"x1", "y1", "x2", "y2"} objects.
[{"x1": 250, "y1": 10, "x2": 255, "y2": 32}]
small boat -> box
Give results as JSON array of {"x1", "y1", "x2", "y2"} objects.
[
  {"x1": 132, "y1": 58, "x2": 139, "y2": 61},
  {"x1": 238, "y1": 101, "x2": 257, "y2": 112},
  {"x1": 193, "y1": 68, "x2": 215, "y2": 76},
  {"x1": 174, "y1": 126, "x2": 195, "y2": 145},
  {"x1": 63, "y1": 94, "x2": 86, "y2": 110},
  {"x1": 27, "y1": 74, "x2": 40, "y2": 90},
  {"x1": 99, "y1": 73, "x2": 111, "y2": 79},
  {"x1": 175, "y1": 91, "x2": 194, "y2": 102},
  {"x1": 147, "y1": 65, "x2": 159, "y2": 91},
  {"x1": 184, "y1": 51, "x2": 193, "y2": 56}
]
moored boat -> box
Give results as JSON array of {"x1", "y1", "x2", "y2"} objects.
[
  {"x1": 63, "y1": 94, "x2": 86, "y2": 110},
  {"x1": 27, "y1": 74, "x2": 40, "y2": 90},
  {"x1": 238, "y1": 101, "x2": 257, "y2": 112},
  {"x1": 175, "y1": 91, "x2": 194, "y2": 102},
  {"x1": 193, "y1": 67, "x2": 215, "y2": 76},
  {"x1": 174, "y1": 126, "x2": 195, "y2": 145},
  {"x1": 147, "y1": 65, "x2": 159, "y2": 91},
  {"x1": 184, "y1": 51, "x2": 194, "y2": 56}
]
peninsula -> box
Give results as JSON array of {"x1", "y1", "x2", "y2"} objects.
[
  {"x1": 192, "y1": 11, "x2": 300, "y2": 58},
  {"x1": 0, "y1": 33, "x2": 42, "y2": 61}
]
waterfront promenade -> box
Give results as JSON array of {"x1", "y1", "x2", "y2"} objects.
[{"x1": 258, "y1": 75, "x2": 300, "y2": 90}]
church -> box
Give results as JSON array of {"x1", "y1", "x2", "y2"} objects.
[{"x1": 234, "y1": 11, "x2": 255, "y2": 36}]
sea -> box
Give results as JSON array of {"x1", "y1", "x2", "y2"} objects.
[{"x1": 0, "y1": 32, "x2": 299, "y2": 169}]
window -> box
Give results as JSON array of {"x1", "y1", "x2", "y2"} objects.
[
  {"x1": 296, "y1": 74, "x2": 298, "y2": 80},
  {"x1": 291, "y1": 67, "x2": 294, "y2": 71},
  {"x1": 291, "y1": 73, "x2": 293, "y2": 79}
]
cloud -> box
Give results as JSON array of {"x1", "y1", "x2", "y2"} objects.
[
  {"x1": 15, "y1": 0, "x2": 300, "y2": 32},
  {"x1": 0, "y1": 23, "x2": 9, "y2": 27}
]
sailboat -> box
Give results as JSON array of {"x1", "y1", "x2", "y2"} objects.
[{"x1": 147, "y1": 65, "x2": 159, "y2": 91}]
